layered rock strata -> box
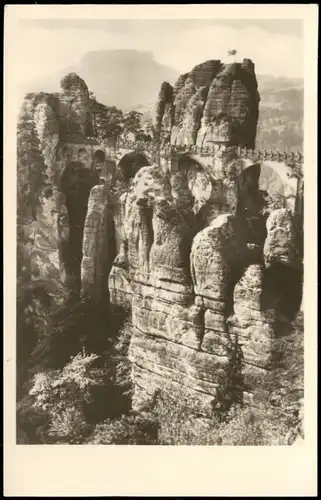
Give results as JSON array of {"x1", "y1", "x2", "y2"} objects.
[{"x1": 109, "y1": 58, "x2": 303, "y2": 412}]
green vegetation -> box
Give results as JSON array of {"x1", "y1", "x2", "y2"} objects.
[
  {"x1": 89, "y1": 93, "x2": 153, "y2": 146},
  {"x1": 256, "y1": 104, "x2": 303, "y2": 152},
  {"x1": 17, "y1": 283, "x2": 304, "y2": 445},
  {"x1": 16, "y1": 279, "x2": 133, "y2": 443}
]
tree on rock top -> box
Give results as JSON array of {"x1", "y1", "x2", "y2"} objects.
[{"x1": 60, "y1": 73, "x2": 89, "y2": 92}]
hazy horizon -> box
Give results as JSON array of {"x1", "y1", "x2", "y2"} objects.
[{"x1": 17, "y1": 18, "x2": 303, "y2": 91}]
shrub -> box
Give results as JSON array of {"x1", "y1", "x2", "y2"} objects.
[
  {"x1": 16, "y1": 391, "x2": 52, "y2": 444},
  {"x1": 214, "y1": 404, "x2": 289, "y2": 446},
  {"x1": 150, "y1": 397, "x2": 295, "y2": 446},
  {"x1": 253, "y1": 311, "x2": 304, "y2": 442},
  {"x1": 87, "y1": 412, "x2": 158, "y2": 445},
  {"x1": 16, "y1": 280, "x2": 59, "y2": 395},
  {"x1": 27, "y1": 350, "x2": 106, "y2": 443},
  {"x1": 147, "y1": 365, "x2": 303, "y2": 446},
  {"x1": 150, "y1": 387, "x2": 214, "y2": 445},
  {"x1": 17, "y1": 298, "x2": 133, "y2": 443}
]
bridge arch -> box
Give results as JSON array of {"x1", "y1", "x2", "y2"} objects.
[
  {"x1": 175, "y1": 152, "x2": 210, "y2": 172},
  {"x1": 93, "y1": 149, "x2": 106, "y2": 162},
  {"x1": 242, "y1": 159, "x2": 299, "y2": 213},
  {"x1": 118, "y1": 151, "x2": 151, "y2": 183}
]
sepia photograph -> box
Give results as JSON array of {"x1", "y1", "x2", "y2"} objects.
[{"x1": 4, "y1": 4, "x2": 318, "y2": 497}]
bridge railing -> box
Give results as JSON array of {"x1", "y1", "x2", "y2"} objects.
[
  {"x1": 111, "y1": 138, "x2": 157, "y2": 154},
  {"x1": 110, "y1": 138, "x2": 304, "y2": 166},
  {"x1": 166, "y1": 145, "x2": 303, "y2": 164}
]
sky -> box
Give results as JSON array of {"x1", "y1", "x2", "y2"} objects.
[{"x1": 14, "y1": 19, "x2": 303, "y2": 88}]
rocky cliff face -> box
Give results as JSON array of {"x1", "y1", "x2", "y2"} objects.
[
  {"x1": 59, "y1": 73, "x2": 95, "y2": 139},
  {"x1": 154, "y1": 59, "x2": 259, "y2": 149},
  {"x1": 109, "y1": 59, "x2": 303, "y2": 412},
  {"x1": 17, "y1": 74, "x2": 113, "y2": 301},
  {"x1": 17, "y1": 58, "x2": 304, "y2": 415}
]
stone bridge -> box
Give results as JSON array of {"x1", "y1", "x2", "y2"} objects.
[
  {"x1": 73, "y1": 138, "x2": 303, "y2": 214},
  {"x1": 56, "y1": 136, "x2": 303, "y2": 216}
]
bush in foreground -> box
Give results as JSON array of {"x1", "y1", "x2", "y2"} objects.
[
  {"x1": 19, "y1": 350, "x2": 106, "y2": 444},
  {"x1": 87, "y1": 412, "x2": 158, "y2": 445}
]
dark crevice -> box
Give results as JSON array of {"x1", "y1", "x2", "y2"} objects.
[
  {"x1": 225, "y1": 263, "x2": 248, "y2": 318},
  {"x1": 96, "y1": 206, "x2": 118, "y2": 305},
  {"x1": 198, "y1": 307, "x2": 206, "y2": 350},
  {"x1": 237, "y1": 165, "x2": 268, "y2": 247},
  {"x1": 60, "y1": 162, "x2": 98, "y2": 293},
  {"x1": 261, "y1": 264, "x2": 303, "y2": 325},
  {"x1": 145, "y1": 205, "x2": 154, "y2": 264},
  {"x1": 136, "y1": 200, "x2": 154, "y2": 269}
]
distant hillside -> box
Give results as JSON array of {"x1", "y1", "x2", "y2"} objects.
[
  {"x1": 24, "y1": 49, "x2": 179, "y2": 111},
  {"x1": 256, "y1": 75, "x2": 303, "y2": 152},
  {"x1": 23, "y1": 50, "x2": 303, "y2": 151}
]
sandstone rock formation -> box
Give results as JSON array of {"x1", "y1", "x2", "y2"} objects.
[
  {"x1": 81, "y1": 181, "x2": 116, "y2": 301},
  {"x1": 59, "y1": 73, "x2": 94, "y2": 139},
  {"x1": 155, "y1": 59, "x2": 259, "y2": 149},
  {"x1": 17, "y1": 78, "x2": 109, "y2": 299},
  {"x1": 264, "y1": 208, "x2": 302, "y2": 269},
  {"x1": 17, "y1": 57, "x2": 304, "y2": 414},
  {"x1": 109, "y1": 59, "x2": 303, "y2": 412}
]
